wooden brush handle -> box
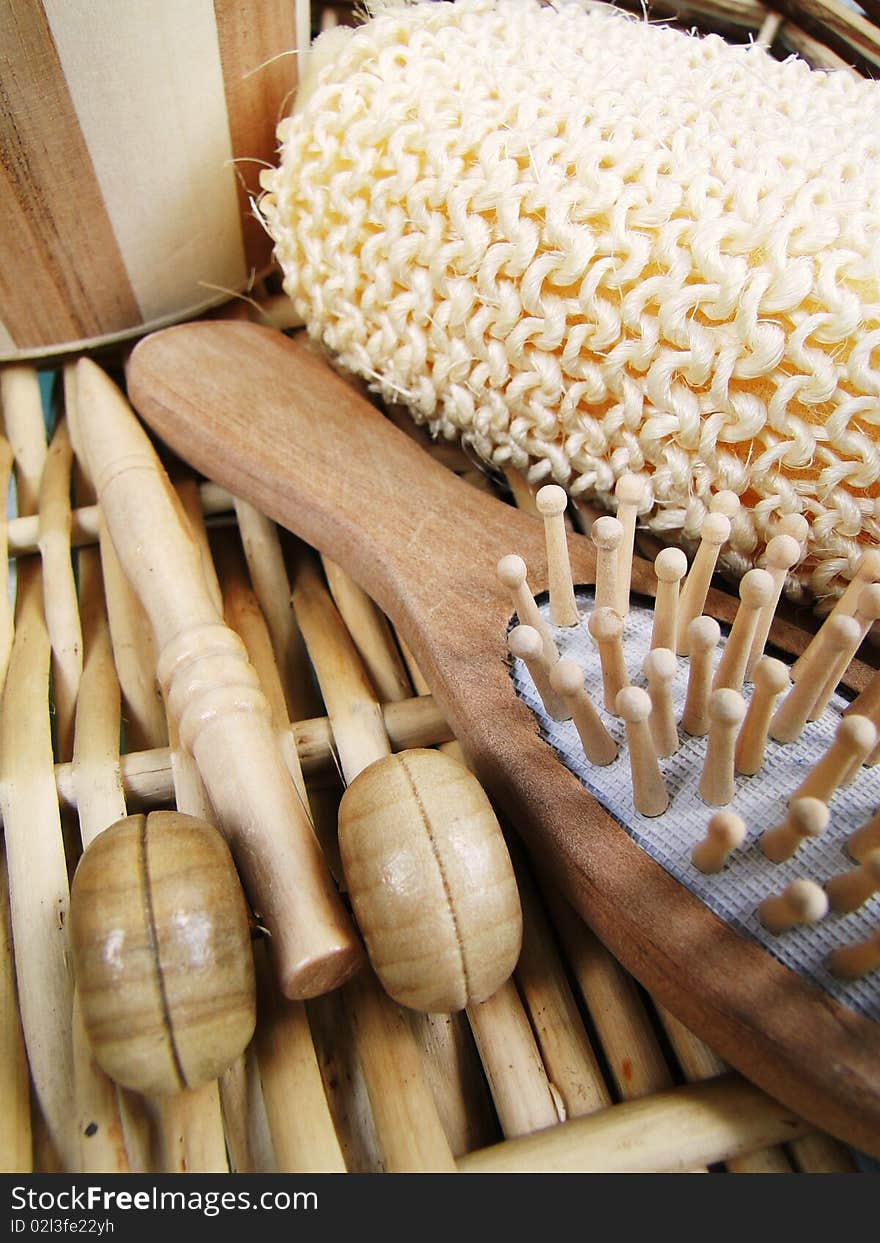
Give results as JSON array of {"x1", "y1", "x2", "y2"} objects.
[{"x1": 75, "y1": 358, "x2": 362, "y2": 1000}]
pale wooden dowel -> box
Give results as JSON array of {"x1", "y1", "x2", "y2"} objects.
[
  {"x1": 653, "y1": 1005, "x2": 794, "y2": 1173},
  {"x1": 322, "y1": 556, "x2": 412, "y2": 705},
  {"x1": 38, "y1": 420, "x2": 83, "y2": 760},
  {"x1": 408, "y1": 1010, "x2": 496, "y2": 1158},
  {"x1": 549, "y1": 660, "x2": 617, "y2": 765},
  {"x1": 496, "y1": 554, "x2": 559, "y2": 668},
  {"x1": 217, "y1": 1054, "x2": 261, "y2": 1174},
  {"x1": 502, "y1": 466, "x2": 541, "y2": 515},
  {"x1": 591, "y1": 515, "x2": 623, "y2": 614},
  {"x1": 70, "y1": 545, "x2": 137, "y2": 1175},
  {"x1": 746, "y1": 534, "x2": 801, "y2": 677},
  {"x1": 5, "y1": 481, "x2": 234, "y2": 560},
  {"x1": 643, "y1": 647, "x2": 679, "y2": 758},
  {"x1": 292, "y1": 556, "x2": 392, "y2": 783},
  {"x1": 233, "y1": 498, "x2": 317, "y2": 721},
  {"x1": 252, "y1": 947, "x2": 346, "y2": 1172},
  {"x1": 544, "y1": 893, "x2": 687, "y2": 1111},
  {"x1": 808, "y1": 583, "x2": 880, "y2": 722},
  {"x1": 680, "y1": 616, "x2": 720, "y2": 737},
  {"x1": 770, "y1": 615, "x2": 861, "y2": 743},
  {"x1": 0, "y1": 437, "x2": 14, "y2": 691},
  {"x1": 792, "y1": 548, "x2": 880, "y2": 679},
  {"x1": 691, "y1": 812, "x2": 746, "y2": 874},
  {"x1": 71, "y1": 996, "x2": 129, "y2": 1175},
  {"x1": 617, "y1": 686, "x2": 669, "y2": 817},
  {"x1": 508, "y1": 624, "x2": 569, "y2": 721},
  {"x1": 343, "y1": 969, "x2": 457, "y2": 1172},
  {"x1": 588, "y1": 606, "x2": 630, "y2": 712},
  {"x1": 467, "y1": 981, "x2": 561, "y2": 1138},
  {"x1": 149, "y1": 1087, "x2": 228, "y2": 1176},
  {"x1": 306, "y1": 987, "x2": 384, "y2": 1173},
  {"x1": 758, "y1": 880, "x2": 828, "y2": 934},
  {"x1": 0, "y1": 844, "x2": 31, "y2": 1173},
  {"x1": 52, "y1": 693, "x2": 454, "y2": 811},
  {"x1": 98, "y1": 528, "x2": 168, "y2": 752},
  {"x1": 760, "y1": 798, "x2": 830, "y2": 864},
  {"x1": 0, "y1": 564, "x2": 76, "y2": 1171},
  {"x1": 827, "y1": 927, "x2": 880, "y2": 980},
  {"x1": 613, "y1": 473, "x2": 648, "y2": 617},
  {"x1": 0, "y1": 365, "x2": 47, "y2": 515},
  {"x1": 712, "y1": 569, "x2": 774, "y2": 694},
  {"x1": 699, "y1": 689, "x2": 746, "y2": 806},
  {"x1": 459, "y1": 1074, "x2": 810, "y2": 1174},
  {"x1": 790, "y1": 715, "x2": 877, "y2": 804},
  {"x1": 536, "y1": 484, "x2": 579, "y2": 626},
  {"x1": 651, "y1": 548, "x2": 687, "y2": 652},
  {"x1": 217, "y1": 536, "x2": 312, "y2": 809},
  {"x1": 756, "y1": 9, "x2": 784, "y2": 47},
  {"x1": 76, "y1": 360, "x2": 359, "y2": 1000},
  {"x1": 513, "y1": 860, "x2": 611, "y2": 1121},
  {"x1": 734, "y1": 657, "x2": 790, "y2": 776},
  {"x1": 847, "y1": 807, "x2": 880, "y2": 862},
  {"x1": 676, "y1": 513, "x2": 731, "y2": 655},
  {"x1": 825, "y1": 850, "x2": 880, "y2": 914}
]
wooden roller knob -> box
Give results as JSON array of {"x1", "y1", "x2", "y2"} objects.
[
  {"x1": 70, "y1": 812, "x2": 256, "y2": 1097},
  {"x1": 338, "y1": 749, "x2": 522, "y2": 1013}
]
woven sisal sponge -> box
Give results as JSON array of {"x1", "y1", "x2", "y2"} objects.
[{"x1": 260, "y1": 0, "x2": 880, "y2": 605}]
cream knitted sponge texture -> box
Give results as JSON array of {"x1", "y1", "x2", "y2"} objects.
[{"x1": 260, "y1": 0, "x2": 880, "y2": 604}]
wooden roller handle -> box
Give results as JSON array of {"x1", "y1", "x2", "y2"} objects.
[{"x1": 75, "y1": 359, "x2": 362, "y2": 999}]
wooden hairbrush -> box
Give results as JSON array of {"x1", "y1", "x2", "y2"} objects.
[{"x1": 127, "y1": 320, "x2": 880, "y2": 1157}]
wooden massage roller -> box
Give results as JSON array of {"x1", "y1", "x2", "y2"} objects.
[{"x1": 260, "y1": 0, "x2": 880, "y2": 610}]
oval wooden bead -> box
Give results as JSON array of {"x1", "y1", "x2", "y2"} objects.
[
  {"x1": 70, "y1": 811, "x2": 256, "y2": 1096},
  {"x1": 338, "y1": 749, "x2": 522, "y2": 1013}
]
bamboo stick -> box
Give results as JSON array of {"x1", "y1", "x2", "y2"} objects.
[
  {"x1": 322, "y1": 556, "x2": 411, "y2": 704},
  {"x1": 37, "y1": 418, "x2": 82, "y2": 762},
  {"x1": 654, "y1": 1004, "x2": 794, "y2": 1173},
  {"x1": 233, "y1": 498, "x2": 315, "y2": 720},
  {"x1": 70, "y1": 544, "x2": 134, "y2": 1175},
  {"x1": 307, "y1": 988, "x2": 385, "y2": 1173},
  {"x1": 458, "y1": 1075, "x2": 811, "y2": 1174},
  {"x1": 51, "y1": 693, "x2": 453, "y2": 812},
  {"x1": 0, "y1": 437, "x2": 14, "y2": 688},
  {"x1": 342, "y1": 969, "x2": 457, "y2": 1172},
  {"x1": 407, "y1": 1011, "x2": 497, "y2": 1157},
  {"x1": 467, "y1": 982, "x2": 561, "y2": 1137},
  {"x1": 252, "y1": 948, "x2": 347, "y2": 1172},
  {"x1": 0, "y1": 561, "x2": 76, "y2": 1170},
  {"x1": 513, "y1": 857, "x2": 612, "y2": 1120},
  {"x1": 0, "y1": 843, "x2": 31, "y2": 1172}
]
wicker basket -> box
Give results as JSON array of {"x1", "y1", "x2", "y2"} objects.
[{"x1": 0, "y1": 0, "x2": 877, "y2": 1176}]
